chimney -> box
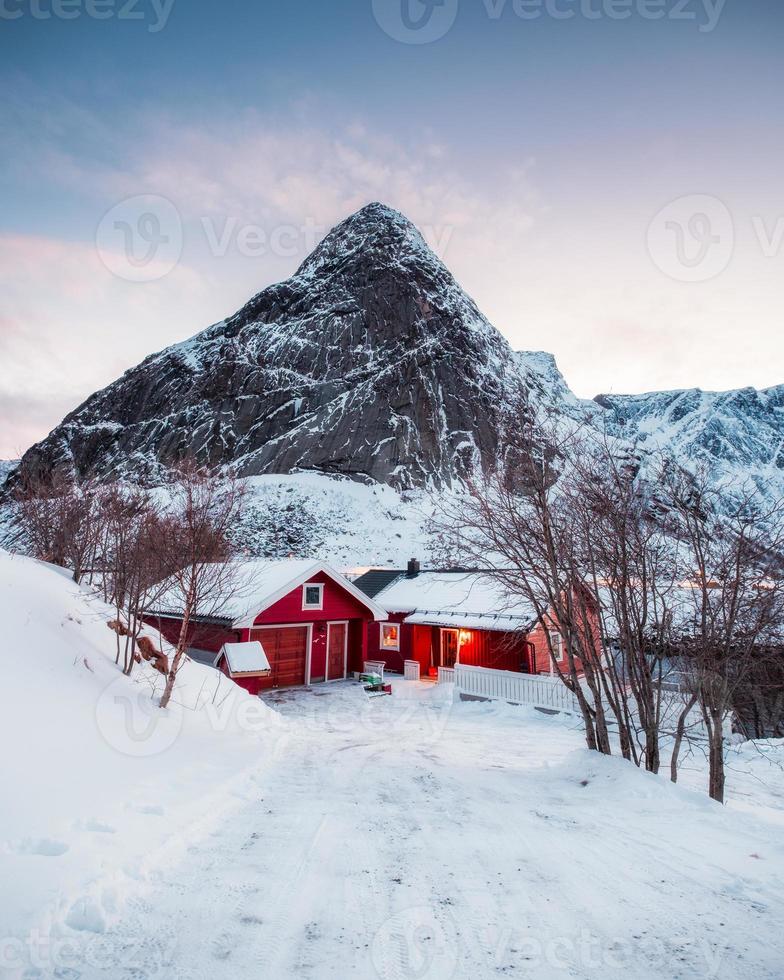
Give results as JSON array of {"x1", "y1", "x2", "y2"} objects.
[{"x1": 406, "y1": 558, "x2": 420, "y2": 578}]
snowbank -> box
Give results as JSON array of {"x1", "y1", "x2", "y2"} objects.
[{"x1": 0, "y1": 551, "x2": 284, "y2": 962}]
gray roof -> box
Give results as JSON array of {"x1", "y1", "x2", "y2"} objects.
[{"x1": 352, "y1": 569, "x2": 405, "y2": 599}]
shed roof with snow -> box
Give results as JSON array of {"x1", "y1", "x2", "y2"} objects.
[
  {"x1": 216, "y1": 641, "x2": 271, "y2": 676},
  {"x1": 150, "y1": 558, "x2": 387, "y2": 627}
]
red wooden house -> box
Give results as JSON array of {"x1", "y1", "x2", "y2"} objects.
[
  {"x1": 145, "y1": 560, "x2": 386, "y2": 693},
  {"x1": 355, "y1": 563, "x2": 584, "y2": 678}
]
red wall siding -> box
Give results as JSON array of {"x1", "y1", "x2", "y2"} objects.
[
  {"x1": 255, "y1": 573, "x2": 373, "y2": 681},
  {"x1": 367, "y1": 621, "x2": 532, "y2": 675},
  {"x1": 254, "y1": 572, "x2": 371, "y2": 626},
  {"x1": 527, "y1": 603, "x2": 597, "y2": 675},
  {"x1": 310, "y1": 626, "x2": 327, "y2": 683},
  {"x1": 411, "y1": 625, "x2": 434, "y2": 674},
  {"x1": 348, "y1": 619, "x2": 367, "y2": 675}
]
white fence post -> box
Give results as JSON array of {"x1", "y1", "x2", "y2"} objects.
[
  {"x1": 437, "y1": 666, "x2": 455, "y2": 685},
  {"x1": 404, "y1": 659, "x2": 420, "y2": 681}
]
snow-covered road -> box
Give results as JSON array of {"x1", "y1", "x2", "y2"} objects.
[{"x1": 72, "y1": 681, "x2": 784, "y2": 980}]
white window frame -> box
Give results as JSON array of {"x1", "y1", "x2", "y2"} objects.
[
  {"x1": 302, "y1": 582, "x2": 324, "y2": 611},
  {"x1": 380, "y1": 622, "x2": 401, "y2": 651}
]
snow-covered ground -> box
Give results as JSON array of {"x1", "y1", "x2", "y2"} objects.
[
  {"x1": 0, "y1": 551, "x2": 285, "y2": 974},
  {"x1": 51, "y1": 682, "x2": 784, "y2": 980},
  {"x1": 3, "y1": 552, "x2": 784, "y2": 979}
]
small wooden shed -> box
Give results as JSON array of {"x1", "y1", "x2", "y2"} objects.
[{"x1": 214, "y1": 641, "x2": 271, "y2": 695}]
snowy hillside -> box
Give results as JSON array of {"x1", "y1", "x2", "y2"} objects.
[
  {"x1": 235, "y1": 472, "x2": 437, "y2": 567},
  {"x1": 0, "y1": 551, "x2": 283, "y2": 957}
]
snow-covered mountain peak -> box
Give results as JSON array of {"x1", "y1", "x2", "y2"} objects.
[
  {"x1": 293, "y1": 201, "x2": 431, "y2": 280},
  {"x1": 12, "y1": 206, "x2": 521, "y2": 489}
]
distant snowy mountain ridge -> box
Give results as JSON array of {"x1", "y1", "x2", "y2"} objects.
[{"x1": 596, "y1": 386, "x2": 784, "y2": 495}]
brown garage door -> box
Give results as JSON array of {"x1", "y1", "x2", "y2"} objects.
[{"x1": 252, "y1": 627, "x2": 308, "y2": 688}]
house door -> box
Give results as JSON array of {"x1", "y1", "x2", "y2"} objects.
[
  {"x1": 440, "y1": 629, "x2": 459, "y2": 668},
  {"x1": 326, "y1": 622, "x2": 348, "y2": 681}
]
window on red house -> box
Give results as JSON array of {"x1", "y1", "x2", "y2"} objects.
[
  {"x1": 302, "y1": 583, "x2": 324, "y2": 610},
  {"x1": 381, "y1": 623, "x2": 400, "y2": 650}
]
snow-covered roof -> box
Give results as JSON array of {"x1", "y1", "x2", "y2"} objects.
[
  {"x1": 217, "y1": 641, "x2": 271, "y2": 675},
  {"x1": 376, "y1": 572, "x2": 536, "y2": 631},
  {"x1": 151, "y1": 559, "x2": 387, "y2": 627},
  {"x1": 404, "y1": 611, "x2": 531, "y2": 633}
]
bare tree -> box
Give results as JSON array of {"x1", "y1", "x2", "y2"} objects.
[
  {"x1": 102, "y1": 485, "x2": 169, "y2": 675},
  {"x1": 16, "y1": 472, "x2": 101, "y2": 583},
  {"x1": 567, "y1": 442, "x2": 686, "y2": 774},
  {"x1": 664, "y1": 469, "x2": 784, "y2": 802},
  {"x1": 154, "y1": 462, "x2": 247, "y2": 709},
  {"x1": 432, "y1": 397, "x2": 615, "y2": 755}
]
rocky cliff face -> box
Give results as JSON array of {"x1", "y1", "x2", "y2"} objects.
[{"x1": 17, "y1": 204, "x2": 524, "y2": 490}]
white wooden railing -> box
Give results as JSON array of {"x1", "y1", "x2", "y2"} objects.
[
  {"x1": 437, "y1": 666, "x2": 455, "y2": 685},
  {"x1": 404, "y1": 660, "x2": 420, "y2": 681},
  {"x1": 454, "y1": 664, "x2": 580, "y2": 713}
]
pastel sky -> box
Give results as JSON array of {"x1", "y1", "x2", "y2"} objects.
[{"x1": 1, "y1": 0, "x2": 783, "y2": 458}]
